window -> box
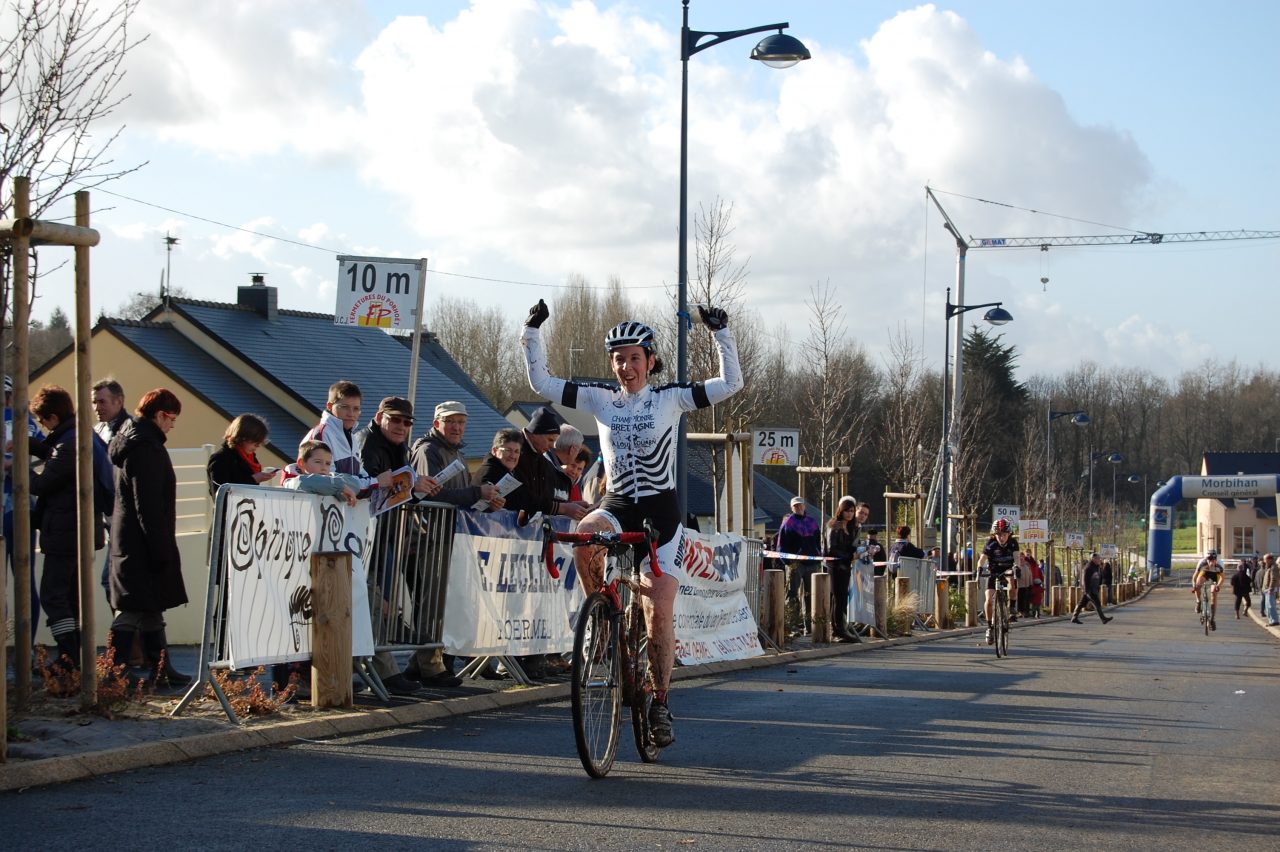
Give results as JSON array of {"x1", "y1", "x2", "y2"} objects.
[{"x1": 1232, "y1": 527, "x2": 1254, "y2": 556}]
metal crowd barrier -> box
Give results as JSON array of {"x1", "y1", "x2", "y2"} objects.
[
  {"x1": 365, "y1": 500, "x2": 456, "y2": 657},
  {"x1": 743, "y1": 537, "x2": 764, "y2": 623},
  {"x1": 897, "y1": 556, "x2": 937, "y2": 618}
]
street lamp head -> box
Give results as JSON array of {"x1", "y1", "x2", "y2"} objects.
[
  {"x1": 1127, "y1": 475, "x2": 1142, "y2": 484},
  {"x1": 1106, "y1": 452, "x2": 1123, "y2": 464},
  {"x1": 750, "y1": 32, "x2": 811, "y2": 68},
  {"x1": 1070, "y1": 413, "x2": 1090, "y2": 426},
  {"x1": 983, "y1": 306, "x2": 1013, "y2": 326}
]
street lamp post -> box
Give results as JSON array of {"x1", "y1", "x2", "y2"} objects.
[
  {"x1": 676, "y1": 0, "x2": 810, "y2": 518},
  {"x1": 939, "y1": 287, "x2": 1013, "y2": 570},
  {"x1": 1046, "y1": 405, "x2": 1088, "y2": 576}
]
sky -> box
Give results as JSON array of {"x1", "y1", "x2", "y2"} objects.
[{"x1": 29, "y1": 0, "x2": 1280, "y2": 383}]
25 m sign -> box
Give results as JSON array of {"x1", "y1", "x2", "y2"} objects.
[
  {"x1": 334, "y1": 255, "x2": 425, "y2": 329},
  {"x1": 752, "y1": 428, "x2": 799, "y2": 466}
]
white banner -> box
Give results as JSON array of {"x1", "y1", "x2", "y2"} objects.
[
  {"x1": 672, "y1": 530, "x2": 763, "y2": 665},
  {"x1": 221, "y1": 487, "x2": 375, "y2": 669},
  {"x1": 849, "y1": 558, "x2": 876, "y2": 626},
  {"x1": 442, "y1": 532, "x2": 584, "y2": 656}
]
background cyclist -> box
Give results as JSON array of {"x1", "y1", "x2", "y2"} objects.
[
  {"x1": 521, "y1": 299, "x2": 743, "y2": 748},
  {"x1": 982, "y1": 518, "x2": 1019, "y2": 645},
  {"x1": 1192, "y1": 549, "x2": 1225, "y2": 630}
]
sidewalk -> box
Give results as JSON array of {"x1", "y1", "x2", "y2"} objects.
[{"x1": 1, "y1": 588, "x2": 1158, "y2": 793}]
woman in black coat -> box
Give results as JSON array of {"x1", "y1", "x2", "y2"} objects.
[
  {"x1": 206, "y1": 413, "x2": 276, "y2": 496},
  {"x1": 108, "y1": 388, "x2": 189, "y2": 686},
  {"x1": 825, "y1": 495, "x2": 861, "y2": 642},
  {"x1": 29, "y1": 385, "x2": 106, "y2": 671}
]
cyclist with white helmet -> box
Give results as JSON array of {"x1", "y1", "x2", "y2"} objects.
[
  {"x1": 521, "y1": 299, "x2": 742, "y2": 747},
  {"x1": 1192, "y1": 549, "x2": 1225, "y2": 630},
  {"x1": 981, "y1": 518, "x2": 1020, "y2": 645}
]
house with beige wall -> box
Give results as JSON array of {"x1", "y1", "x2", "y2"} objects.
[{"x1": 1196, "y1": 451, "x2": 1280, "y2": 558}]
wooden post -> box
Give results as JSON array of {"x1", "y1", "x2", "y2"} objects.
[
  {"x1": 873, "y1": 575, "x2": 888, "y2": 638},
  {"x1": 965, "y1": 579, "x2": 979, "y2": 627},
  {"x1": 11, "y1": 177, "x2": 32, "y2": 709},
  {"x1": 811, "y1": 572, "x2": 832, "y2": 644},
  {"x1": 934, "y1": 579, "x2": 949, "y2": 629},
  {"x1": 1070, "y1": 586, "x2": 1081, "y2": 612},
  {"x1": 311, "y1": 552, "x2": 353, "y2": 709},
  {"x1": 1100, "y1": 585, "x2": 1109, "y2": 606},
  {"x1": 895, "y1": 576, "x2": 911, "y2": 608},
  {"x1": 74, "y1": 192, "x2": 98, "y2": 709},
  {"x1": 763, "y1": 568, "x2": 785, "y2": 648}
]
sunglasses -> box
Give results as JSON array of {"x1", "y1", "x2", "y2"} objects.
[{"x1": 383, "y1": 414, "x2": 414, "y2": 427}]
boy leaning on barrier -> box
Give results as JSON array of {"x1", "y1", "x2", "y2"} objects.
[{"x1": 283, "y1": 440, "x2": 361, "y2": 505}]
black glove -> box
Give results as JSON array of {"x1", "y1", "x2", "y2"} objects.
[
  {"x1": 697, "y1": 304, "x2": 728, "y2": 330},
  {"x1": 526, "y1": 299, "x2": 549, "y2": 328}
]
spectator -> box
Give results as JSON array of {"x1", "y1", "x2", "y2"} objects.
[
  {"x1": 1259, "y1": 553, "x2": 1278, "y2": 626},
  {"x1": 91, "y1": 378, "x2": 128, "y2": 603},
  {"x1": 410, "y1": 400, "x2": 502, "y2": 510},
  {"x1": 503, "y1": 407, "x2": 588, "y2": 521},
  {"x1": 887, "y1": 525, "x2": 926, "y2": 580},
  {"x1": 107, "y1": 388, "x2": 191, "y2": 687},
  {"x1": 777, "y1": 496, "x2": 821, "y2": 633},
  {"x1": 1013, "y1": 550, "x2": 1034, "y2": 619},
  {"x1": 545, "y1": 423, "x2": 584, "y2": 504},
  {"x1": 91, "y1": 379, "x2": 129, "y2": 443},
  {"x1": 825, "y1": 495, "x2": 860, "y2": 643},
  {"x1": 1022, "y1": 551, "x2": 1045, "y2": 617},
  {"x1": 581, "y1": 454, "x2": 607, "y2": 505},
  {"x1": 4, "y1": 374, "x2": 40, "y2": 644},
  {"x1": 28, "y1": 386, "x2": 109, "y2": 672},
  {"x1": 206, "y1": 414, "x2": 278, "y2": 496},
  {"x1": 1100, "y1": 559, "x2": 1114, "y2": 601},
  {"x1": 865, "y1": 529, "x2": 886, "y2": 576},
  {"x1": 474, "y1": 428, "x2": 524, "y2": 499},
  {"x1": 358, "y1": 396, "x2": 442, "y2": 695},
  {"x1": 1230, "y1": 560, "x2": 1253, "y2": 619},
  {"x1": 300, "y1": 380, "x2": 391, "y2": 491},
  {"x1": 1070, "y1": 553, "x2": 1113, "y2": 626}
]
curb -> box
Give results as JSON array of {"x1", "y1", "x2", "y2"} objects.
[{"x1": 1, "y1": 585, "x2": 1153, "y2": 793}]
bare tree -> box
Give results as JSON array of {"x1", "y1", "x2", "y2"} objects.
[
  {"x1": 1, "y1": 0, "x2": 145, "y2": 296},
  {"x1": 798, "y1": 283, "x2": 877, "y2": 512},
  {"x1": 875, "y1": 327, "x2": 934, "y2": 494},
  {"x1": 429, "y1": 295, "x2": 523, "y2": 409}
]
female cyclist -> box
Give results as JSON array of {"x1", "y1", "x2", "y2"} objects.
[{"x1": 521, "y1": 299, "x2": 743, "y2": 747}]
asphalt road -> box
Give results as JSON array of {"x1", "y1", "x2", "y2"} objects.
[{"x1": 4, "y1": 585, "x2": 1277, "y2": 851}]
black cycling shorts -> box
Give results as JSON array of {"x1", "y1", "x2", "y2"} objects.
[{"x1": 595, "y1": 491, "x2": 683, "y2": 547}]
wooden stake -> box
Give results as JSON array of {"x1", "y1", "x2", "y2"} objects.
[
  {"x1": 965, "y1": 579, "x2": 979, "y2": 627},
  {"x1": 935, "y1": 580, "x2": 949, "y2": 629},
  {"x1": 810, "y1": 572, "x2": 832, "y2": 644},
  {"x1": 873, "y1": 575, "x2": 888, "y2": 638},
  {"x1": 310, "y1": 552, "x2": 353, "y2": 709},
  {"x1": 763, "y1": 568, "x2": 785, "y2": 648}
]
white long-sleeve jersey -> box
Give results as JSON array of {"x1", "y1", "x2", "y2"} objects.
[{"x1": 521, "y1": 325, "x2": 743, "y2": 500}]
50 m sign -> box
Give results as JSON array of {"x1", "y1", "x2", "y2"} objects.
[{"x1": 334, "y1": 255, "x2": 424, "y2": 329}]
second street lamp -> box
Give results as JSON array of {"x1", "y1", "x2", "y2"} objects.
[
  {"x1": 676, "y1": 0, "x2": 810, "y2": 517},
  {"x1": 939, "y1": 287, "x2": 1013, "y2": 569}
]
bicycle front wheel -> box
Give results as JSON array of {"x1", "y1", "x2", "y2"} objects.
[
  {"x1": 625, "y1": 600, "x2": 661, "y2": 763},
  {"x1": 995, "y1": 591, "x2": 1009, "y2": 658},
  {"x1": 571, "y1": 592, "x2": 622, "y2": 778}
]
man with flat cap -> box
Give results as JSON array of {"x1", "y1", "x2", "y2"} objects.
[{"x1": 410, "y1": 400, "x2": 503, "y2": 511}]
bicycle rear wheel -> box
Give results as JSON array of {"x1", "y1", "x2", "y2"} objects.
[
  {"x1": 625, "y1": 599, "x2": 661, "y2": 763},
  {"x1": 571, "y1": 592, "x2": 621, "y2": 778}
]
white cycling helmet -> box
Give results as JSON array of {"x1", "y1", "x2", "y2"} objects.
[{"x1": 604, "y1": 320, "x2": 655, "y2": 352}]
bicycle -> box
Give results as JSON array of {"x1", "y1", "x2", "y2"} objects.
[
  {"x1": 991, "y1": 568, "x2": 1012, "y2": 658},
  {"x1": 1199, "y1": 580, "x2": 1215, "y2": 635},
  {"x1": 536, "y1": 516, "x2": 663, "y2": 778}
]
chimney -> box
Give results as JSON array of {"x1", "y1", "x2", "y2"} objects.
[{"x1": 238, "y1": 272, "x2": 277, "y2": 321}]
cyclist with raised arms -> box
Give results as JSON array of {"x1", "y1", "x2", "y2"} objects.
[
  {"x1": 982, "y1": 518, "x2": 1020, "y2": 645},
  {"x1": 521, "y1": 299, "x2": 743, "y2": 747},
  {"x1": 1192, "y1": 549, "x2": 1225, "y2": 630}
]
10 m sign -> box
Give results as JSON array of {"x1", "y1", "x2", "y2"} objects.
[{"x1": 333, "y1": 255, "x2": 424, "y2": 329}]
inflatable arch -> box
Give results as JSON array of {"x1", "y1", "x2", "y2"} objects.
[{"x1": 1146, "y1": 475, "x2": 1280, "y2": 580}]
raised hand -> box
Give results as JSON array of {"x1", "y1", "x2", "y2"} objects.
[
  {"x1": 697, "y1": 304, "x2": 728, "y2": 331},
  {"x1": 526, "y1": 299, "x2": 550, "y2": 328}
]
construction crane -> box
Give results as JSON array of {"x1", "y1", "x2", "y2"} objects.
[{"x1": 921, "y1": 187, "x2": 1280, "y2": 542}]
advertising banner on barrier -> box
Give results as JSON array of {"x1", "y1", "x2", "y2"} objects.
[
  {"x1": 849, "y1": 558, "x2": 876, "y2": 626},
  {"x1": 442, "y1": 511, "x2": 584, "y2": 656},
  {"x1": 221, "y1": 487, "x2": 376, "y2": 669},
  {"x1": 672, "y1": 529, "x2": 763, "y2": 665}
]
